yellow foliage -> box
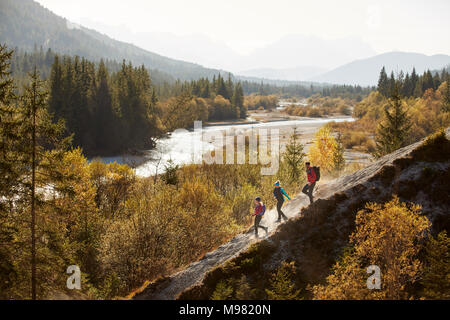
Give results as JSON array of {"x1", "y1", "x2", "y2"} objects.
[
  {"x1": 313, "y1": 197, "x2": 431, "y2": 300},
  {"x1": 308, "y1": 126, "x2": 339, "y2": 174}
]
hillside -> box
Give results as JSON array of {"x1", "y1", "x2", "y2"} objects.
[
  {"x1": 311, "y1": 52, "x2": 450, "y2": 86},
  {"x1": 0, "y1": 0, "x2": 225, "y2": 80},
  {"x1": 134, "y1": 128, "x2": 450, "y2": 300}
]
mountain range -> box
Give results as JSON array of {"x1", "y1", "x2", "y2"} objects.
[
  {"x1": 1, "y1": 0, "x2": 449, "y2": 86},
  {"x1": 310, "y1": 51, "x2": 450, "y2": 86},
  {"x1": 76, "y1": 19, "x2": 378, "y2": 76},
  {"x1": 0, "y1": 0, "x2": 225, "y2": 81}
]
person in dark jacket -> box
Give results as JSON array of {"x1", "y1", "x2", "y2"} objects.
[
  {"x1": 252, "y1": 197, "x2": 268, "y2": 237},
  {"x1": 273, "y1": 180, "x2": 291, "y2": 223},
  {"x1": 302, "y1": 162, "x2": 316, "y2": 204}
]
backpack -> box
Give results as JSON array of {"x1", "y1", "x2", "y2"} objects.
[
  {"x1": 313, "y1": 166, "x2": 321, "y2": 181},
  {"x1": 261, "y1": 204, "x2": 266, "y2": 216}
]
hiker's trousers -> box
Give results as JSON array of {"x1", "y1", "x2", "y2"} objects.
[
  {"x1": 254, "y1": 215, "x2": 266, "y2": 235},
  {"x1": 302, "y1": 182, "x2": 316, "y2": 204},
  {"x1": 276, "y1": 200, "x2": 288, "y2": 220}
]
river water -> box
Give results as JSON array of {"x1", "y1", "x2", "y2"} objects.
[{"x1": 100, "y1": 116, "x2": 354, "y2": 177}]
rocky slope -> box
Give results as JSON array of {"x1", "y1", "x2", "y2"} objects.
[{"x1": 135, "y1": 129, "x2": 450, "y2": 300}]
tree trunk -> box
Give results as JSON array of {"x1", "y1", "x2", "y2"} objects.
[{"x1": 31, "y1": 76, "x2": 37, "y2": 300}]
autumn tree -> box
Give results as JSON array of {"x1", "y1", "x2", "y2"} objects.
[
  {"x1": 442, "y1": 80, "x2": 450, "y2": 113},
  {"x1": 308, "y1": 126, "x2": 344, "y2": 174},
  {"x1": 313, "y1": 197, "x2": 430, "y2": 300},
  {"x1": 333, "y1": 132, "x2": 345, "y2": 175}
]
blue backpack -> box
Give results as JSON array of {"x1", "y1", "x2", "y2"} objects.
[{"x1": 261, "y1": 204, "x2": 266, "y2": 216}]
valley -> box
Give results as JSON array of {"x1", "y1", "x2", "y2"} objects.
[{"x1": 0, "y1": 0, "x2": 449, "y2": 303}]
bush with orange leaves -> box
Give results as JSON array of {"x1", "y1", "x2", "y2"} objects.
[{"x1": 313, "y1": 197, "x2": 431, "y2": 300}]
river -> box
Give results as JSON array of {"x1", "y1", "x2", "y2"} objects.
[{"x1": 100, "y1": 116, "x2": 355, "y2": 177}]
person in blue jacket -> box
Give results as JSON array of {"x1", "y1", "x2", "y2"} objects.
[{"x1": 273, "y1": 180, "x2": 291, "y2": 223}]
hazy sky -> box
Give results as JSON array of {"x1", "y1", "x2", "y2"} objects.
[{"x1": 36, "y1": 0, "x2": 450, "y2": 56}]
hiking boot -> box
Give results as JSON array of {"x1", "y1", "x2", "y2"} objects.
[{"x1": 275, "y1": 219, "x2": 281, "y2": 223}]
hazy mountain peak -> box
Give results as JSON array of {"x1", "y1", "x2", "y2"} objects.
[{"x1": 310, "y1": 51, "x2": 450, "y2": 86}]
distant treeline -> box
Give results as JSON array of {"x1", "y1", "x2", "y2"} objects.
[
  {"x1": 240, "y1": 81, "x2": 374, "y2": 100},
  {"x1": 377, "y1": 66, "x2": 449, "y2": 98},
  {"x1": 158, "y1": 74, "x2": 246, "y2": 131},
  {"x1": 156, "y1": 78, "x2": 372, "y2": 100},
  {"x1": 156, "y1": 74, "x2": 246, "y2": 118},
  {"x1": 9, "y1": 47, "x2": 174, "y2": 88}
]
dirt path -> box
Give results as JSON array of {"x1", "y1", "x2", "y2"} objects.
[{"x1": 134, "y1": 185, "x2": 329, "y2": 300}]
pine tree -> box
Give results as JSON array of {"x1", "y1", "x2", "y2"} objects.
[
  {"x1": 265, "y1": 262, "x2": 301, "y2": 300},
  {"x1": 441, "y1": 78, "x2": 450, "y2": 113},
  {"x1": 421, "y1": 231, "x2": 450, "y2": 299},
  {"x1": 421, "y1": 70, "x2": 434, "y2": 94},
  {"x1": 18, "y1": 68, "x2": 71, "y2": 299},
  {"x1": 232, "y1": 82, "x2": 245, "y2": 119},
  {"x1": 375, "y1": 84, "x2": 411, "y2": 157},
  {"x1": 0, "y1": 44, "x2": 22, "y2": 299},
  {"x1": 401, "y1": 73, "x2": 412, "y2": 97},
  {"x1": 283, "y1": 134, "x2": 306, "y2": 183},
  {"x1": 211, "y1": 280, "x2": 234, "y2": 300},
  {"x1": 0, "y1": 45, "x2": 20, "y2": 199},
  {"x1": 202, "y1": 81, "x2": 210, "y2": 98},
  {"x1": 216, "y1": 74, "x2": 228, "y2": 99},
  {"x1": 377, "y1": 67, "x2": 389, "y2": 96},
  {"x1": 411, "y1": 68, "x2": 419, "y2": 97},
  {"x1": 94, "y1": 60, "x2": 116, "y2": 153},
  {"x1": 389, "y1": 71, "x2": 396, "y2": 96},
  {"x1": 48, "y1": 55, "x2": 64, "y2": 120}
]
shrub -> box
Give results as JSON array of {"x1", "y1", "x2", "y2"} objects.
[
  {"x1": 313, "y1": 197, "x2": 431, "y2": 300},
  {"x1": 421, "y1": 231, "x2": 450, "y2": 299},
  {"x1": 211, "y1": 280, "x2": 234, "y2": 300},
  {"x1": 266, "y1": 261, "x2": 301, "y2": 300}
]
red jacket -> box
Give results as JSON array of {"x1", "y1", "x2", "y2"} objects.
[
  {"x1": 253, "y1": 203, "x2": 266, "y2": 216},
  {"x1": 307, "y1": 167, "x2": 317, "y2": 184}
]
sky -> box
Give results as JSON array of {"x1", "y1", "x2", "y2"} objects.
[{"x1": 35, "y1": 0, "x2": 450, "y2": 56}]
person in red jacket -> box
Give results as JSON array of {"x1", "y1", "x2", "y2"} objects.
[
  {"x1": 252, "y1": 197, "x2": 268, "y2": 237},
  {"x1": 302, "y1": 162, "x2": 317, "y2": 204}
]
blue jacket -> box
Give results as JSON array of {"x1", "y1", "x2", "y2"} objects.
[{"x1": 273, "y1": 187, "x2": 291, "y2": 202}]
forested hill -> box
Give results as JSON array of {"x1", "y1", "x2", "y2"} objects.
[{"x1": 0, "y1": 0, "x2": 225, "y2": 80}]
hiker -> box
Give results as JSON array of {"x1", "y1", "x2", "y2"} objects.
[
  {"x1": 252, "y1": 197, "x2": 268, "y2": 237},
  {"x1": 273, "y1": 180, "x2": 291, "y2": 223},
  {"x1": 302, "y1": 162, "x2": 317, "y2": 204}
]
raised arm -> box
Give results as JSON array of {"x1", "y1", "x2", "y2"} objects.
[{"x1": 281, "y1": 187, "x2": 291, "y2": 200}]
